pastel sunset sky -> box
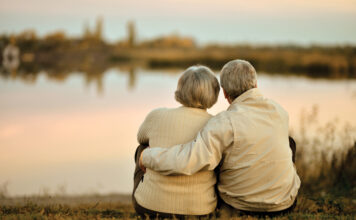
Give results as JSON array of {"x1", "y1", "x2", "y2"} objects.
[{"x1": 1, "y1": 0, "x2": 356, "y2": 44}]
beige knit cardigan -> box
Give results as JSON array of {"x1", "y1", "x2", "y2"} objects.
[{"x1": 134, "y1": 106, "x2": 217, "y2": 215}]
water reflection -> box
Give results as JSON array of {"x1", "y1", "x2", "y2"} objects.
[
  {"x1": 128, "y1": 66, "x2": 136, "y2": 90},
  {"x1": 0, "y1": 67, "x2": 355, "y2": 196},
  {"x1": 2, "y1": 63, "x2": 356, "y2": 95},
  {"x1": 0, "y1": 64, "x2": 138, "y2": 94}
]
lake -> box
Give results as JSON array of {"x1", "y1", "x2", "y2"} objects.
[{"x1": 0, "y1": 67, "x2": 355, "y2": 196}]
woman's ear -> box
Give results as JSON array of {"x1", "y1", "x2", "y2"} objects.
[
  {"x1": 223, "y1": 89, "x2": 232, "y2": 104},
  {"x1": 223, "y1": 89, "x2": 228, "y2": 99}
]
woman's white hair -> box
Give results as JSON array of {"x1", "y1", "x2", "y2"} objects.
[
  {"x1": 175, "y1": 65, "x2": 220, "y2": 109},
  {"x1": 220, "y1": 59, "x2": 257, "y2": 101}
]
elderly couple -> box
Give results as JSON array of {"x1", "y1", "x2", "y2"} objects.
[{"x1": 132, "y1": 59, "x2": 301, "y2": 218}]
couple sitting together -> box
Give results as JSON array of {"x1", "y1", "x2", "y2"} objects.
[{"x1": 132, "y1": 59, "x2": 301, "y2": 218}]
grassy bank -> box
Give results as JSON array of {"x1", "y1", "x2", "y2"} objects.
[{"x1": 0, "y1": 193, "x2": 355, "y2": 219}]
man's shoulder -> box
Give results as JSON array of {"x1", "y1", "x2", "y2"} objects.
[
  {"x1": 212, "y1": 110, "x2": 231, "y2": 120},
  {"x1": 267, "y1": 98, "x2": 289, "y2": 118},
  {"x1": 206, "y1": 110, "x2": 233, "y2": 129}
]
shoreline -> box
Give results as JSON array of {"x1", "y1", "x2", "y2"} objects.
[
  {"x1": 1, "y1": 34, "x2": 355, "y2": 80},
  {"x1": 0, "y1": 193, "x2": 132, "y2": 206}
]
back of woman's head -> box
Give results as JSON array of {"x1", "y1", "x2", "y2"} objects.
[{"x1": 175, "y1": 65, "x2": 220, "y2": 109}]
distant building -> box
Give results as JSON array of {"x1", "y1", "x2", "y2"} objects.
[
  {"x1": 2, "y1": 41, "x2": 20, "y2": 72},
  {"x1": 127, "y1": 21, "x2": 136, "y2": 48},
  {"x1": 82, "y1": 17, "x2": 104, "y2": 41},
  {"x1": 141, "y1": 34, "x2": 196, "y2": 48},
  {"x1": 94, "y1": 17, "x2": 104, "y2": 40},
  {"x1": 83, "y1": 21, "x2": 91, "y2": 39}
]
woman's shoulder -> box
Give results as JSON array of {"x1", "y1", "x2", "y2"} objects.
[
  {"x1": 138, "y1": 108, "x2": 168, "y2": 136},
  {"x1": 146, "y1": 106, "x2": 212, "y2": 121},
  {"x1": 146, "y1": 107, "x2": 168, "y2": 116},
  {"x1": 142, "y1": 107, "x2": 169, "y2": 121}
]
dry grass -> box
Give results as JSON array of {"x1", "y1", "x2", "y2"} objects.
[
  {"x1": 292, "y1": 106, "x2": 356, "y2": 195},
  {"x1": 0, "y1": 193, "x2": 355, "y2": 219}
]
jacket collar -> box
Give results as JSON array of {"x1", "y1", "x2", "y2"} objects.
[
  {"x1": 227, "y1": 88, "x2": 263, "y2": 110},
  {"x1": 179, "y1": 106, "x2": 208, "y2": 113}
]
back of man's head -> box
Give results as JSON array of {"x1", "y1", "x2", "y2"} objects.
[{"x1": 220, "y1": 59, "x2": 257, "y2": 101}]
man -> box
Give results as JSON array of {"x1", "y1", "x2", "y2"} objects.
[{"x1": 139, "y1": 59, "x2": 300, "y2": 215}]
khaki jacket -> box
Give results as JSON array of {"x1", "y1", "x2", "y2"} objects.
[{"x1": 142, "y1": 88, "x2": 301, "y2": 212}]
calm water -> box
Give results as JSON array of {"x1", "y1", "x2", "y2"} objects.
[{"x1": 0, "y1": 68, "x2": 355, "y2": 196}]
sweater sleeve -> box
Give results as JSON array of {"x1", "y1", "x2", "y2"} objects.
[
  {"x1": 142, "y1": 113, "x2": 233, "y2": 175},
  {"x1": 137, "y1": 108, "x2": 161, "y2": 145}
]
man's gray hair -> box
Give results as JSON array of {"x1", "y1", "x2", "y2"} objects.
[
  {"x1": 175, "y1": 65, "x2": 220, "y2": 109},
  {"x1": 220, "y1": 59, "x2": 257, "y2": 101}
]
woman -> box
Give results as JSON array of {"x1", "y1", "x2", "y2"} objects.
[{"x1": 133, "y1": 65, "x2": 220, "y2": 218}]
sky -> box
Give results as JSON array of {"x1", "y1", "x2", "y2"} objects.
[{"x1": 1, "y1": 0, "x2": 356, "y2": 45}]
